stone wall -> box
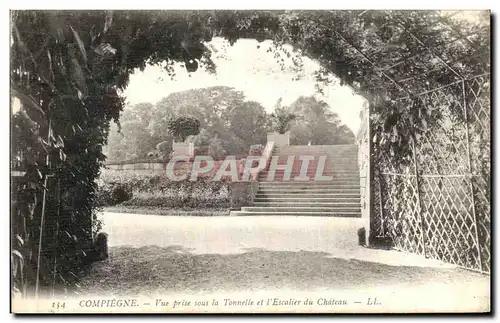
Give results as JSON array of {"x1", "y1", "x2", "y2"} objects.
[
  {"x1": 106, "y1": 162, "x2": 165, "y2": 174},
  {"x1": 172, "y1": 142, "x2": 194, "y2": 157},
  {"x1": 229, "y1": 182, "x2": 259, "y2": 210}
]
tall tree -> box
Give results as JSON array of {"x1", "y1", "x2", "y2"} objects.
[
  {"x1": 148, "y1": 86, "x2": 269, "y2": 155},
  {"x1": 224, "y1": 100, "x2": 268, "y2": 154},
  {"x1": 288, "y1": 96, "x2": 355, "y2": 145},
  {"x1": 105, "y1": 102, "x2": 164, "y2": 160},
  {"x1": 149, "y1": 86, "x2": 246, "y2": 138}
]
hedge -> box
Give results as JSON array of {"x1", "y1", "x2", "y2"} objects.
[{"x1": 96, "y1": 169, "x2": 258, "y2": 210}]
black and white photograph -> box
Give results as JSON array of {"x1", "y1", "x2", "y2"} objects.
[{"x1": 8, "y1": 8, "x2": 491, "y2": 314}]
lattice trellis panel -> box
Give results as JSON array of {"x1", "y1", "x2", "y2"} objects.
[
  {"x1": 370, "y1": 173, "x2": 385, "y2": 238},
  {"x1": 370, "y1": 74, "x2": 490, "y2": 273},
  {"x1": 466, "y1": 75, "x2": 491, "y2": 273},
  {"x1": 416, "y1": 82, "x2": 469, "y2": 175},
  {"x1": 380, "y1": 174, "x2": 425, "y2": 256},
  {"x1": 472, "y1": 175, "x2": 491, "y2": 272},
  {"x1": 420, "y1": 176, "x2": 480, "y2": 270}
]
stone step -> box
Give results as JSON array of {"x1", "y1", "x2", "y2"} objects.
[
  {"x1": 256, "y1": 196, "x2": 360, "y2": 200},
  {"x1": 277, "y1": 150, "x2": 357, "y2": 153},
  {"x1": 257, "y1": 179, "x2": 361, "y2": 184},
  {"x1": 265, "y1": 156, "x2": 358, "y2": 160},
  {"x1": 257, "y1": 179, "x2": 361, "y2": 183},
  {"x1": 258, "y1": 172, "x2": 360, "y2": 177},
  {"x1": 259, "y1": 171, "x2": 361, "y2": 176},
  {"x1": 258, "y1": 171, "x2": 360, "y2": 176},
  {"x1": 257, "y1": 184, "x2": 360, "y2": 189},
  {"x1": 259, "y1": 168, "x2": 359, "y2": 177},
  {"x1": 230, "y1": 211, "x2": 361, "y2": 217},
  {"x1": 256, "y1": 191, "x2": 362, "y2": 195},
  {"x1": 258, "y1": 182, "x2": 360, "y2": 188},
  {"x1": 253, "y1": 202, "x2": 360, "y2": 207},
  {"x1": 241, "y1": 206, "x2": 361, "y2": 213},
  {"x1": 262, "y1": 162, "x2": 360, "y2": 169},
  {"x1": 269, "y1": 162, "x2": 359, "y2": 169},
  {"x1": 257, "y1": 187, "x2": 360, "y2": 197},
  {"x1": 272, "y1": 156, "x2": 358, "y2": 161},
  {"x1": 282, "y1": 151, "x2": 357, "y2": 153},
  {"x1": 255, "y1": 193, "x2": 361, "y2": 201},
  {"x1": 283, "y1": 147, "x2": 357, "y2": 152},
  {"x1": 274, "y1": 148, "x2": 357, "y2": 152},
  {"x1": 254, "y1": 197, "x2": 360, "y2": 203},
  {"x1": 257, "y1": 175, "x2": 360, "y2": 180},
  {"x1": 286, "y1": 144, "x2": 357, "y2": 147},
  {"x1": 277, "y1": 155, "x2": 358, "y2": 159}
]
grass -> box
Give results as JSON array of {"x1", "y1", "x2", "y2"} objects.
[{"x1": 103, "y1": 205, "x2": 230, "y2": 217}]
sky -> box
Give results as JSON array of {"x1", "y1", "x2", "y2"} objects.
[{"x1": 122, "y1": 38, "x2": 367, "y2": 134}]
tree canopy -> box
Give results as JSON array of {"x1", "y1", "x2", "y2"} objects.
[
  {"x1": 287, "y1": 96, "x2": 355, "y2": 145},
  {"x1": 104, "y1": 88, "x2": 356, "y2": 161}
]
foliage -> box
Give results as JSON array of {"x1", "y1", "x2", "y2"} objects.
[
  {"x1": 188, "y1": 128, "x2": 226, "y2": 157},
  {"x1": 155, "y1": 141, "x2": 173, "y2": 158},
  {"x1": 223, "y1": 100, "x2": 268, "y2": 153},
  {"x1": 167, "y1": 115, "x2": 201, "y2": 142},
  {"x1": 208, "y1": 135, "x2": 226, "y2": 158},
  {"x1": 188, "y1": 128, "x2": 212, "y2": 152},
  {"x1": 106, "y1": 86, "x2": 270, "y2": 158},
  {"x1": 249, "y1": 144, "x2": 264, "y2": 155},
  {"x1": 270, "y1": 98, "x2": 296, "y2": 134},
  {"x1": 287, "y1": 96, "x2": 355, "y2": 145},
  {"x1": 95, "y1": 181, "x2": 133, "y2": 206},
  {"x1": 151, "y1": 86, "x2": 244, "y2": 137},
  {"x1": 102, "y1": 206, "x2": 229, "y2": 216},
  {"x1": 105, "y1": 102, "x2": 169, "y2": 161},
  {"x1": 10, "y1": 10, "x2": 232, "y2": 295},
  {"x1": 97, "y1": 170, "x2": 232, "y2": 209}
]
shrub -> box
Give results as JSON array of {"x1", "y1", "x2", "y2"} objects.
[
  {"x1": 96, "y1": 180, "x2": 133, "y2": 206},
  {"x1": 270, "y1": 98, "x2": 296, "y2": 134},
  {"x1": 249, "y1": 144, "x2": 264, "y2": 155},
  {"x1": 96, "y1": 169, "x2": 235, "y2": 209},
  {"x1": 167, "y1": 115, "x2": 201, "y2": 142}
]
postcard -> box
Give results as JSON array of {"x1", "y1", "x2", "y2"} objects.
[{"x1": 10, "y1": 9, "x2": 491, "y2": 314}]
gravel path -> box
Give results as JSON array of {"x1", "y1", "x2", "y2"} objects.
[{"x1": 76, "y1": 212, "x2": 489, "y2": 312}]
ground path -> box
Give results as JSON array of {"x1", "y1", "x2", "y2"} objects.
[{"x1": 77, "y1": 212, "x2": 490, "y2": 313}]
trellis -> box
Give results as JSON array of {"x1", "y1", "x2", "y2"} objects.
[
  {"x1": 344, "y1": 11, "x2": 491, "y2": 273},
  {"x1": 369, "y1": 75, "x2": 490, "y2": 273}
]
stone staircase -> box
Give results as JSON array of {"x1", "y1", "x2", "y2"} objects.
[{"x1": 231, "y1": 144, "x2": 361, "y2": 217}]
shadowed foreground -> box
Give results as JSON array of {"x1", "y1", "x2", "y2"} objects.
[
  {"x1": 76, "y1": 213, "x2": 489, "y2": 300},
  {"x1": 78, "y1": 244, "x2": 488, "y2": 297}
]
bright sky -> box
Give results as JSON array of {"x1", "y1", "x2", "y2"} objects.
[{"x1": 123, "y1": 38, "x2": 367, "y2": 134}]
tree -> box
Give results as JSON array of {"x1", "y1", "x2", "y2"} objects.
[
  {"x1": 287, "y1": 96, "x2": 355, "y2": 145},
  {"x1": 208, "y1": 135, "x2": 226, "y2": 158},
  {"x1": 167, "y1": 115, "x2": 201, "y2": 142},
  {"x1": 223, "y1": 100, "x2": 268, "y2": 154},
  {"x1": 150, "y1": 86, "x2": 246, "y2": 138},
  {"x1": 188, "y1": 128, "x2": 212, "y2": 154},
  {"x1": 150, "y1": 86, "x2": 269, "y2": 155},
  {"x1": 105, "y1": 102, "x2": 165, "y2": 161}
]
